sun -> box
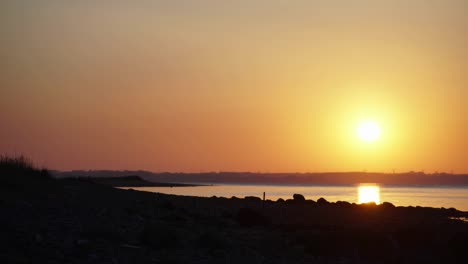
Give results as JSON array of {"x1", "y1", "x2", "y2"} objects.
[
  {"x1": 357, "y1": 120, "x2": 381, "y2": 143},
  {"x1": 358, "y1": 185, "x2": 380, "y2": 204}
]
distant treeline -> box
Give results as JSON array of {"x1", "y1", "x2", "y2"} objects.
[{"x1": 52, "y1": 170, "x2": 468, "y2": 186}]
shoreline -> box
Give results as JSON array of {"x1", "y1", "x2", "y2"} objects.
[
  {"x1": 2, "y1": 175, "x2": 467, "y2": 263},
  {"x1": 117, "y1": 184, "x2": 468, "y2": 212}
]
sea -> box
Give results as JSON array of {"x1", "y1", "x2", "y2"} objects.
[{"x1": 123, "y1": 184, "x2": 468, "y2": 212}]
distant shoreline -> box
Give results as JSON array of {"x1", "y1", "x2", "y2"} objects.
[
  {"x1": 71, "y1": 175, "x2": 208, "y2": 187},
  {"x1": 53, "y1": 171, "x2": 468, "y2": 186}
]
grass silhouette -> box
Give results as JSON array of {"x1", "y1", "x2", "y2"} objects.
[{"x1": 0, "y1": 155, "x2": 51, "y2": 188}]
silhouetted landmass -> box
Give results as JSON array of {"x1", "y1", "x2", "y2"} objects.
[
  {"x1": 1, "y1": 157, "x2": 467, "y2": 263},
  {"x1": 54, "y1": 170, "x2": 468, "y2": 186},
  {"x1": 78, "y1": 175, "x2": 203, "y2": 187}
]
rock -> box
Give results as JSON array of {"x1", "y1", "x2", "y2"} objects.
[
  {"x1": 336, "y1": 201, "x2": 351, "y2": 207},
  {"x1": 160, "y1": 200, "x2": 175, "y2": 209},
  {"x1": 381, "y1": 202, "x2": 395, "y2": 208},
  {"x1": 120, "y1": 244, "x2": 141, "y2": 249},
  {"x1": 237, "y1": 208, "x2": 269, "y2": 227},
  {"x1": 317, "y1": 197, "x2": 329, "y2": 205},
  {"x1": 197, "y1": 230, "x2": 228, "y2": 250},
  {"x1": 362, "y1": 202, "x2": 377, "y2": 207},
  {"x1": 76, "y1": 239, "x2": 90, "y2": 246},
  {"x1": 35, "y1": 233, "x2": 43, "y2": 243},
  {"x1": 293, "y1": 194, "x2": 305, "y2": 202},
  {"x1": 140, "y1": 223, "x2": 181, "y2": 249},
  {"x1": 87, "y1": 254, "x2": 98, "y2": 262},
  {"x1": 447, "y1": 207, "x2": 458, "y2": 214},
  {"x1": 244, "y1": 196, "x2": 262, "y2": 202}
]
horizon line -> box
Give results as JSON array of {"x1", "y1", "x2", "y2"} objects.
[{"x1": 52, "y1": 170, "x2": 468, "y2": 175}]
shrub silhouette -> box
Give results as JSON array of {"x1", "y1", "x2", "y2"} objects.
[
  {"x1": 1, "y1": 155, "x2": 33, "y2": 171},
  {"x1": 0, "y1": 155, "x2": 51, "y2": 189}
]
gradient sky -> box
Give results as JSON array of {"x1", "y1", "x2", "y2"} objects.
[{"x1": 1, "y1": 0, "x2": 467, "y2": 172}]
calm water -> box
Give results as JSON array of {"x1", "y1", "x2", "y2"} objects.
[{"x1": 124, "y1": 184, "x2": 468, "y2": 211}]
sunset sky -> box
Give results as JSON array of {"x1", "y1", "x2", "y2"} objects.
[{"x1": 1, "y1": 1, "x2": 467, "y2": 172}]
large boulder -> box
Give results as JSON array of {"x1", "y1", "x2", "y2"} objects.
[
  {"x1": 317, "y1": 197, "x2": 329, "y2": 205},
  {"x1": 381, "y1": 202, "x2": 395, "y2": 209},
  {"x1": 293, "y1": 194, "x2": 306, "y2": 202},
  {"x1": 335, "y1": 201, "x2": 351, "y2": 208}
]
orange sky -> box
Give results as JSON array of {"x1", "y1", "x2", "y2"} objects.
[{"x1": 1, "y1": 1, "x2": 467, "y2": 172}]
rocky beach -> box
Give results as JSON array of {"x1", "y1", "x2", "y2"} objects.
[{"x1": 1, "y1": 163, "x2": 467, "y2": 264}]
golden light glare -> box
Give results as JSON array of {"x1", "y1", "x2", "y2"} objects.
[
  {"x1": 357, "y1": 120, "x2": 381, "y2": 143},
  {"x1": 358, "y1": 185, "x2": 380, "y2": 204}
]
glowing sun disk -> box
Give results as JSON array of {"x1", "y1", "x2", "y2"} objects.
[
  {"x1": 357, "y1": 120, "x2": 381, "y2": 142},
  {"x1": 358, "y1": 185, "x2": 380, "y2": 204}
]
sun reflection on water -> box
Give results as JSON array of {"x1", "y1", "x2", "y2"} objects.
[{"x1": 358, "y1": 184, "x2": 380, "y2": 204}]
